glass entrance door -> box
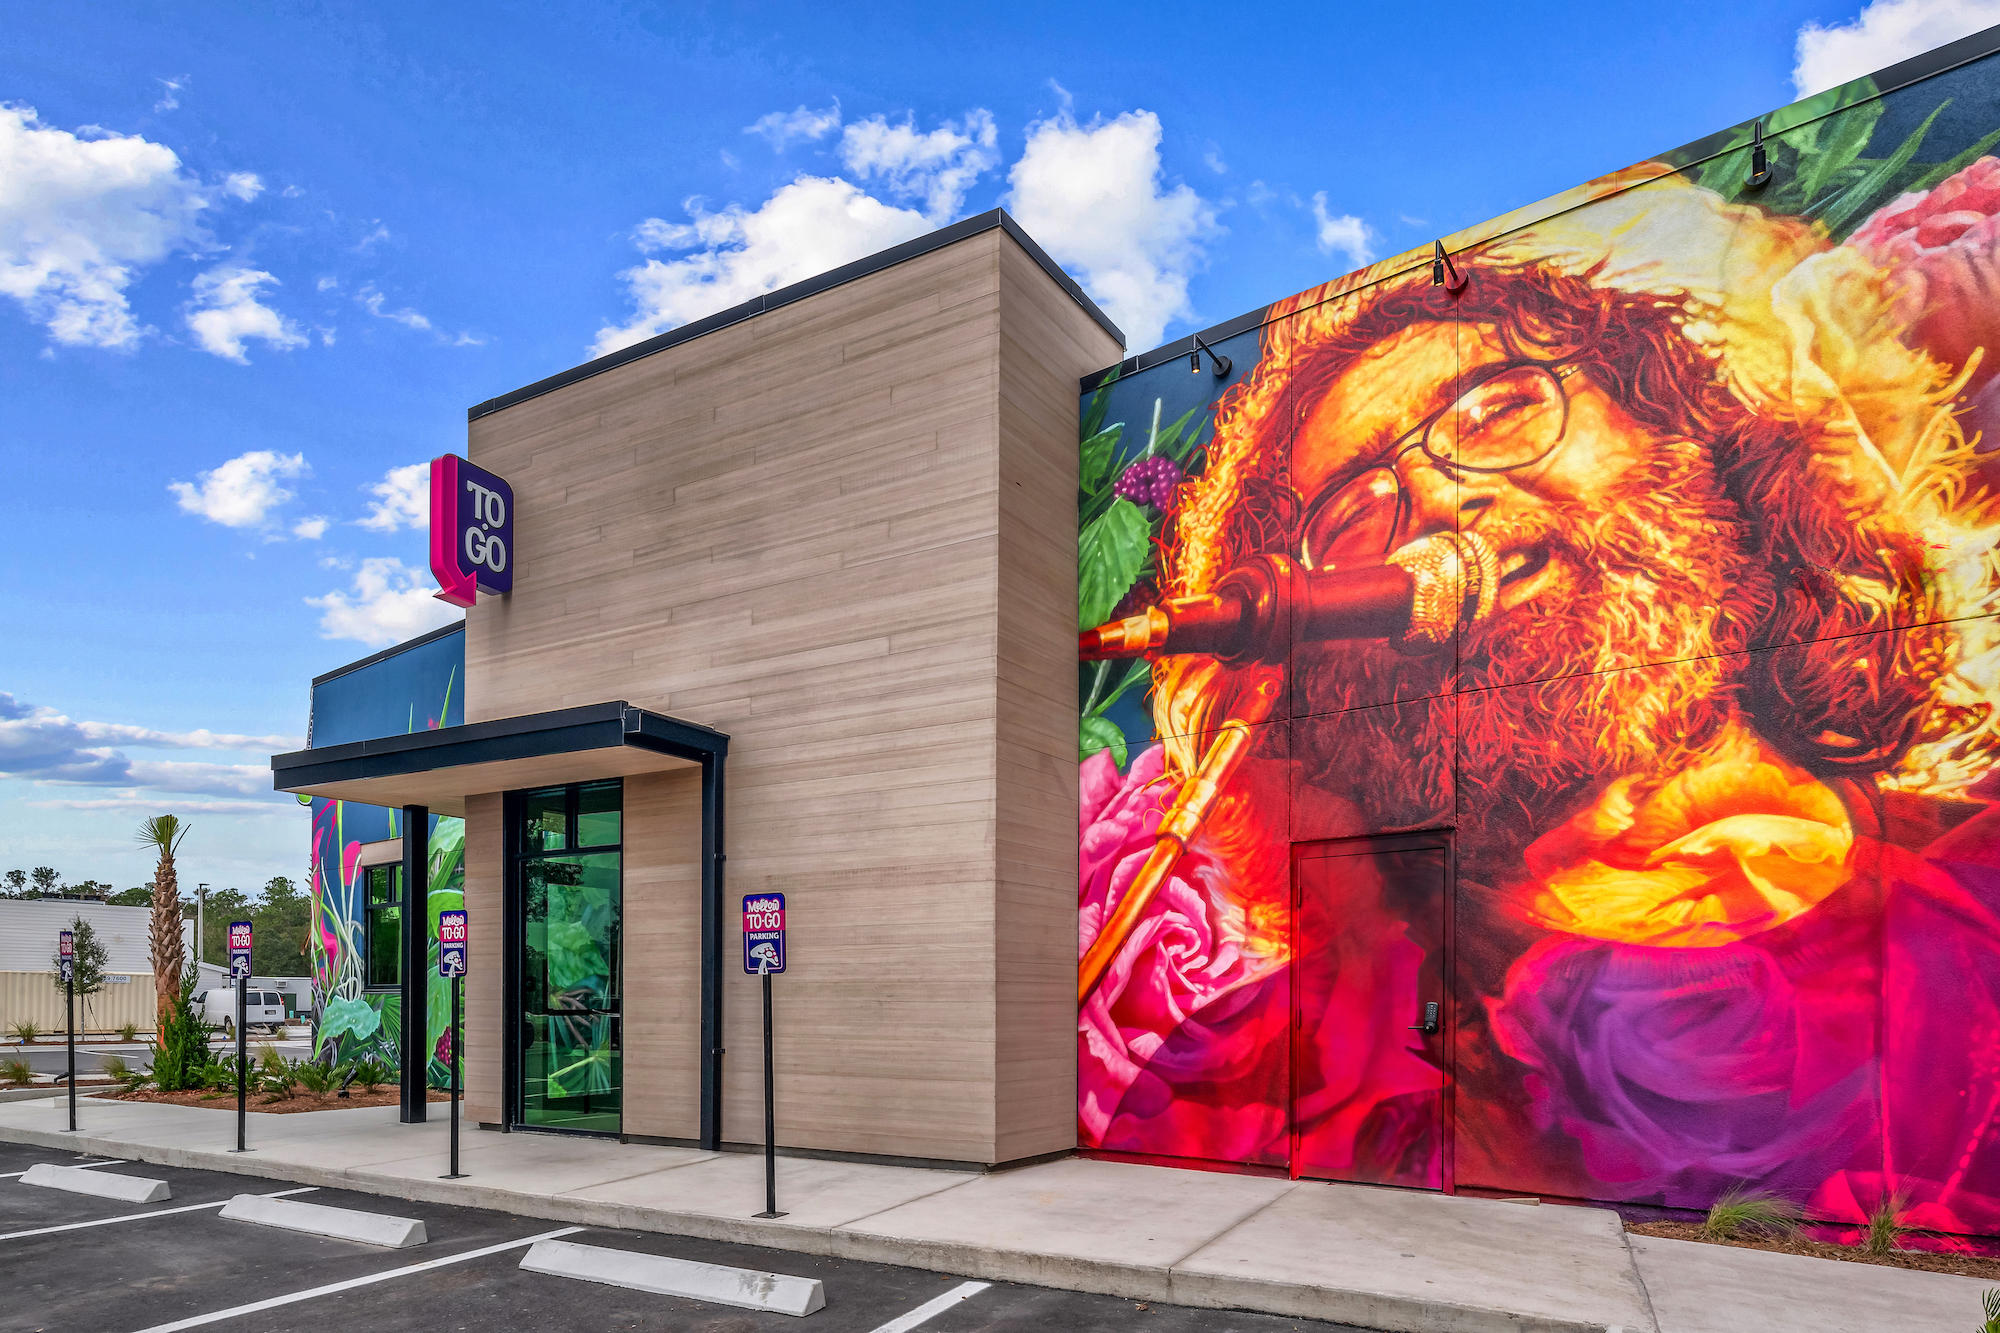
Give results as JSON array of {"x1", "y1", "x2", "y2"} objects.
[{"x1": 514, "y1": 781, "x2": 622, "y2": 1134}]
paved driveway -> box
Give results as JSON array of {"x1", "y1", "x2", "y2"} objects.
[{"x1": 0, "y1": 1140, "x2": 1372, "y2": 1332}]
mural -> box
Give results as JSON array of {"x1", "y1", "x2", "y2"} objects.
[
  {"x1": 306, "y1": 626, "x2": 465, "y2": 1087},
  {"x1": 1078, "y1": 60, "x2": 2000, "y2": 1237}
]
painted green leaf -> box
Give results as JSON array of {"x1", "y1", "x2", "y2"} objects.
[
  {"x1": 318, "y1": 994, "x2": 382, "y2": 1045},
  {"x1": 1907, "y1": 125, "x2": 2000, "y2": 196},
  {"x1": 1079, "y1": 714, "x2": 1129, "y2": 769},
  {"x1": 1079, "y1": 423, "x2": 1124, "y2": 496},
  {"x1": 1078, "y1": 497, "x2": 1151, "y2": 630},
  {"x1": 1818, "y1": 102, "x2": 1947, "y2": 235},
  {"x1": 1797, "y1": 98, "x2": 1886, "y2": 205}
]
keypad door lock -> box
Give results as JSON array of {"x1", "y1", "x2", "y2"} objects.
[{"x1": 1408, "y1": 1001, "x2": 1440, "y2": 1035}]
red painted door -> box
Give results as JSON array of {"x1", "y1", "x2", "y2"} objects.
[{"x1": 1291, "y1": 834, "x2": 1450, "y2": 1189}]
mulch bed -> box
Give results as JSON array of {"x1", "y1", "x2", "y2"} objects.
[
  {"x1": 97, "y1": 1087, "x2": 451, "y2": 1115},
  {"x1": 1627, "y1": 1219, "x2": 2000, "y2": 1281}
]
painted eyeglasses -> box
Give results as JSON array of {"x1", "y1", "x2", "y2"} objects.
[{"x1": 1296, "y1": 361, "x2": 1578, "y2": 569}]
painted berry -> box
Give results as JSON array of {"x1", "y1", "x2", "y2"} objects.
[{"x1": 1114, "y1": 456, "x2": 1183, "y2": 510}]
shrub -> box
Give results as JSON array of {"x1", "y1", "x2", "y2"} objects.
[
  {"x1": 117, "y1": 1022, "x2": 138, "y2": 1043},
  {"x1": 349, "y1": 1056, "x2": 392, "y2": 1093},
  {"x1": 1981, "y1": 1288, "x2": 1999, "y2": 1333},
  {"x1": 1700, "y1": 1187, "x2": 1802, "y2": 1242},
  {"x1": 99, "y1": 1054, "x2": 130, "y2": 1082},
  {"x1": 294, "y1": 1059, "x2": 339, "y2": 1101},
  {"x1": 9, "y1": 1020, "x2": 40, "y2": 1044},
  {"x1": 0, "y1": 1058, "x2": 31, "y2": 1087},
  {"x1": 149, "y1": 966, "x2": 211, "y2": 1092},
  {"x1": 1865, "y1": 1192, "x2": 1910, "y2": 1256},
  {"x1": 257, "y1": 1050, "x2": 300, "y2": 1103}
]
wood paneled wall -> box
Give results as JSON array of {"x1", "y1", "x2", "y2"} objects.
[
  {"x1": 461, "y1": 227, "x2": 1119, "y2": 1163},
  {"x1": 462, "y1": 791, "x2": 503, "y2": 1125}
]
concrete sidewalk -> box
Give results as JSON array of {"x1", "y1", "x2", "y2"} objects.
[{"x1": 0, "y1": 1094, "x2": 1988, "y2": 1333}]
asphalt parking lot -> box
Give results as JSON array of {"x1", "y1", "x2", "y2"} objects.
[{"x1": 0, "y1": 1141, "x2": 1372, "y2": 1332}]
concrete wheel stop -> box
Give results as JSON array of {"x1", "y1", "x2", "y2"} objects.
[
  {"x1": 19, "y1": 1163, "x2": 170, "y2": 1203},
  {"x1": 519, "y1": 1238, "x2": 827, "y2": 1317},
  {"x1": 218, "y1": 1193, "x2": 428, "y2": 1248}
]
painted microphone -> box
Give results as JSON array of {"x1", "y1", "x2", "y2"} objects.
[{"x1": 1078, "y1": 530, "x2": 1501, "y2": 662}]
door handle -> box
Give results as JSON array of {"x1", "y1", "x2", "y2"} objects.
[{"x1": 1407, "y1": 1001, "x2": 1440, "y2": 1035}]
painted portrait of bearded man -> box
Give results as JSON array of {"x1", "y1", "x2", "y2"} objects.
[{"x1": 1078, "y1": 168, "x2": 2000, "y2": 1235}]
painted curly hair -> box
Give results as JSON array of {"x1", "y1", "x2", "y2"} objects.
[{"x1": 1169, "y1": 260, "x2": 1949, "y2": 779}]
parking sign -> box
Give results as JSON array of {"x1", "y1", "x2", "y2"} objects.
[
  {"x1": 228, "y1": 920, "x2": 253, "y2": 979},
  {"x1": 439, "y1": 909, "x2": 468, "y2": 977},
  {"x1": 742, "y1": 893, "x2": 785, "y2": 975}
]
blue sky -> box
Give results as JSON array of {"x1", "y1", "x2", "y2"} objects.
[{"x1": 2, "y1": 0, "x2": 1993, "y2": 893}]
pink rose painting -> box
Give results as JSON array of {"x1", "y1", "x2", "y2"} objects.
[{"x1": 1851, "y1": 156, "x2": 2000, "y2": 456}]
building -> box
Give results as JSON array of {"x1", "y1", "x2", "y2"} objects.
[
  {"x1": 278, "y1": 29, "x2": 2000, "y2": 1235},
  {"x1": 0, "y1": 899, "x2": 187, "y2": 1034}
]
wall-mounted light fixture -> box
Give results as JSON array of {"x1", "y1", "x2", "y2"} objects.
[
  {"x1": 1746, "y1": 119, "x2": 1773, "y2": 189},
  {"x1": 1431, "y1": 241, "x2": 1467, "y2": 293},
  {"x1": 1190, "y1": 333, "x2": 1231, "y2": 378}
]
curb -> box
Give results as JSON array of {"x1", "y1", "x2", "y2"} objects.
[{"x1": 0, "y1": 1121, "x2": 1643, "y2": 1333}]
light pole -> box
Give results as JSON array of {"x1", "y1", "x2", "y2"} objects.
[{"x1": 196, "y1": 883, "x2": 208, "y2": 965}]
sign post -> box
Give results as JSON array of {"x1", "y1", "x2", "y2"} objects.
[
  {"x1": 438, "y1": 909, "x2": 467, "y2": 1180},
  {"x1": 742, "y1": 893, "x2": 786, "y2": 1219},
  {"x1": 228, "y1": 921, "x2": 252, "y2": 1152},
  {"x1": 58, "y1": 931, "x2": 74, "y2": 1133}
]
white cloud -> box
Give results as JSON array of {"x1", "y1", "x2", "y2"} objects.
[
  {"x1": 307, "y1": 557, "x2": 462, "y2": 647},
  {"x1": 357, "y1": 461, "x2": 430, "y2": 532},
  {"x1": 357, "y1": 282, "x2": 431, "y2": 330},
  {"x1": 222, "y1": 171, "x2": 263, "y2": 202},
  {"x1": 28, "y1": 793, "x2": 279, "y2": 815},
  {"x1": 0, "y1": 103, "x2": 211, "y2": 349},
  {"x1": 168, "y1": 449, "x2": 307, "y2": 528},
  {"x1": 746, "y1": 101, "x2": 841, "y2": 149},
  {"x1": 1310, "y1": 192, "x2": 1376, "y2": 269},
  {"x1": 315, "y1": 274, "x2": 337, "y2": 292},
  {"x1": 1794, "y1": 0, "x2": 2000, "y2": 96},
  {"x1": 154, "y1": 77, "x2": 185, "y2": 113},
  {"x1": 838, "y1": 110, "x2": 998, "y2": 222},
  {"x1": 1006, "y1": 108, "x2": 1218, "y2": 351},
  {"x1": 291, "y1": 515, "x2": 329, "y2": 540},
  {"x1": 73, "y1": 719, "x2": 302, "y2": 750},
  {"x1": 592, "y1": 177, "x2": 931, "y2": 355},
  {"x1": 184, "y1": 264, "x2": 306, "y2": 362},
  {"x1": 1203, "y1": 147, "x2": 1228, "y2": 175},
  {"x1": 0, "y1": 691, "x2": 296, "y2": 803}
]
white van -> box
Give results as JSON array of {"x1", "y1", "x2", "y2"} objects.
[{"x1": 193, "y1": 987, "x2": 287, "y2": 1035}]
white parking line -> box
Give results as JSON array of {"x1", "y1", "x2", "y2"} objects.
[
  {"x1": 867, "y1": 1281, "x2": 992, "y2": 1333},
  {"x1": 0, "y1": 1159, "x2": 123, "y2": 1178},
  {"x1": 0, "y1": 1187, "x2": 317, "y2": 1242},
  {"x1": 129, "y1": 1225, "x2": 586, "y2": 1332}
]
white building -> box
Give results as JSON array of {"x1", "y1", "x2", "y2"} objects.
[{"x1": 0, "y1": 899, "x2": 192, "y2": 1035}]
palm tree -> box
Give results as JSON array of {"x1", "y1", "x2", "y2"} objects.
[{"x1": 135, "y1": 815, "x2": 190, "y2": 1031}]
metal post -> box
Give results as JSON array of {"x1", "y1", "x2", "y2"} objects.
[
  {"x1": 64, "y1": 974, "x2": 75, "y2": 1133},
  {"x1": 698, "y1": 753, "x2": 726, "y2": 1152},
  {"x1": 444, "y1": 973, "x2": 464, "y2": 1179},
  {"x1": 400, "y1": 805, "x2": 429, "y2": 1125},
  {"x1": 196, "y1": 884, "x2": 207, "y2": 965},
  {"x1": 233, "y1": 982, "x2": 247, "y2": 1152},
  {"x1": 755, "y1": 965, "x2": 783, "y2": 1218}
]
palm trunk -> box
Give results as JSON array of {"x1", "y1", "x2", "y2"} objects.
[{"x1": 148, "y1": 849, "x2": 185, "y2": 1031}]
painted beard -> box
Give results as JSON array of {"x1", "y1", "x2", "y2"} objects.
[{"x1": 1291, "y1": 438, "x2": 1770, "y2": 873}]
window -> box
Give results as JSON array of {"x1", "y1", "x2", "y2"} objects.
[{"x1": 364, "y1": 864, "x2": 403, "y2": 990}]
